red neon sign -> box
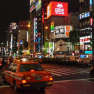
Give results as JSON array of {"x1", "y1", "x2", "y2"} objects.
[
  {"x1": 90, "y1": 18, "x2": 93, "y2": 26},
  {"x1": 47, "y1": 1, "x2": 68, "y2": 19}
]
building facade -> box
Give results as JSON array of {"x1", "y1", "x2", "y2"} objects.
[{"x1": 79, "y1": 0, "x2": 93, "y2": 58}]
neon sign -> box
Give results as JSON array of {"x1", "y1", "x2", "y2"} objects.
[
  {"x1": 55, "y1": 3, "x2": 64, "y2": 14},
  {"x1": 47, "y1": 1, "x2": 68, "y2": 19},
  {"x1": 90, "y1": 18, "x2": 93, "y2": 26},
  {"x1": 80, "y1": 36, "x2": 90, "y2": 43}
]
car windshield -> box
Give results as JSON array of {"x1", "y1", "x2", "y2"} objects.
[{"x1": 20, "y1": 64, "x2": 43, "y2": 72}]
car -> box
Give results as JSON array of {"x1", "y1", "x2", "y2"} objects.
[
  {"x1": 7, "y1": 57, "x2": 13, "y2": 65},
  {"x1": 2, "y1": 61, "x2": 53, "y2": 92},
  {"x1": 33, "y1": 58, "x2": 43, "y2": 64}
]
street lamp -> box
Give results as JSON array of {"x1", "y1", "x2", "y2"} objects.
[{"x1": 45, "y1": 26, "x2": 48, "y2": 29}]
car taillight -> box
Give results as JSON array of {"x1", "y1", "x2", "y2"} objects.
[
  {"x1": 50, "y1": 77, "x2": 53, "y2": 81},
  {"x1": 31, "y1": 69, "x2": 34, "y2": 72},
  {"x1": 22, "y1": 80, "x2": 26, "y2": 84}
]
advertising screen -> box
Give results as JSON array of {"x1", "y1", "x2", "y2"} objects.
[
  {"x1": 47, "y1": 1, "x2": 68, "y2": 19},
  {"x1": 54, "y1": 25, "x2": 72, "y2": 38}
]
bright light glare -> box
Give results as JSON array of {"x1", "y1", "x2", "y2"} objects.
[{"x1": 45, "y1": 26, "x2": 48, "y2": 29}]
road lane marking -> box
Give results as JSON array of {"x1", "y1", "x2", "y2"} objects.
[
  {"x1": 45, "y1": 68, "x2": 89, "y2": 76},
  {"x1": 51, "y1": 72, "x2": 62, "y2": 76},
  {"x1": 53, "y1": 78, "x2": 94, "y2": 83},
  {"x1": 0, "y1": 85, "x2": 11, "y2": 88}
]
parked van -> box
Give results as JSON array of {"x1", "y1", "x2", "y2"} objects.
[
  {"x1": 69, "y1": 56, "x2": 76, "y2": 61},
  {"x1": 69, "y1": 56, "x2": 81, "y2": 63}
]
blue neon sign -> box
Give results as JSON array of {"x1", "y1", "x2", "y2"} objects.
[
  {"x1": 85, "y1": 51, "x2": 93, "y2": 54},
  {"x1": 90, "y1": 0, "x2": 92, "y2": 5}
]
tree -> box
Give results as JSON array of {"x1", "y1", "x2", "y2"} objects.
[
  {"x1": 69, "y1": 29, "x2": 79, "y2": 45},
  {"x1": 18, "y1": 45, "x2": 23, "y2": 55}
]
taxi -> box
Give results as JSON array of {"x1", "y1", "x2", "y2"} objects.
[
  {"x1": 7, "y1": 57, "x2": 13, "y2": 65},
  {"x1": 3, "y1": 60, "x2": 53, "y2": 92}
]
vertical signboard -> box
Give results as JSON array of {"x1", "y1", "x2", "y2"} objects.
[
  {"x1": 30, "y1": 0, "x2": 35, "y2": 13},
  {"x1": 90, "y1": 0, "x2": 92, "y2": 11},
  {"x1": 90, "y1": 18, "x2": 93, "y2": 26},
  {"x1": 34, "y1": 18, "x2": 37, "y2": 43},
  {"x1": 36, "y1": 0, "x2": 41, "y2": 12},
  {"x1": 51, "y1": 22, "x2": 54, "y2": 30}
]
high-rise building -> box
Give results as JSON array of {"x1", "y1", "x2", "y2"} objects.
[
  {"x1": 6, "y1": 22, "x2": 18, "y2": 56},
  {"x1": 79, "y1": 0, "x2": 93, "y2": 58},
  {"x1": 17, "y1": 21, "x2": 29, "y2": 56},
  {"x1": 29, "y1": 0, "x2": 50, "y2": 58}
]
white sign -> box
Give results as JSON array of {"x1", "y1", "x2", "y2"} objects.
[
  {"x1": 54, "y1": 25, "x2": 72, "y2": 38},
  {"x1": 80, "y1": 36, "x2": 90, "y2": 43},
  {"x1": 55, "y1": 3, "x2": 64, "y2": 14}
]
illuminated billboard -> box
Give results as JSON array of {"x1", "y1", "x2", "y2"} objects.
[
  {"x1": 53, "y1": 25, "x2": 72, "y2": 39},
  {"x1": 18, "y1": 21, "x2": 28, "y2": 29},
  {"x1": 47, "y1": 1, "x2": 68, "y2": 19},
  {"x1": 12, "y1": 23, "x2": 16, "y2": 29},
  {"x1": 30, "y1": 0, "x2": 35, "y2": 13},
  {"x1": 80, "y1": 36, "x2": 90, "y2": 43},
  {"x1": 36, "y1": 0, "x2": 41, "y2": 12}
]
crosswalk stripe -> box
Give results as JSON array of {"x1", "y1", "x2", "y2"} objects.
[
  {"x1": 45, "y1": 68, "x2": 89, "y2": 76},
  {"x1": 51, "y1": 72, "x2": 62, "y2": 76}
]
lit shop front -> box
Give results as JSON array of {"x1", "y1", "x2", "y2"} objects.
[
  {"x1": 49, "y1": 25, "x2": 72, "y2": 58},
  {"x1": 79, "y1": 35, "x2": 92, "y2": 58}
]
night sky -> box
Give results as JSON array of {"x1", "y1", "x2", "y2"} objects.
[{"x1": 0, "y1": 0, "x2": 79, "y2": 46}]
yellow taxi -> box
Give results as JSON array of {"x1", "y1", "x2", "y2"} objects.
[{"x1": 3, "y1": 60, "x2": 53, "y2": 92}]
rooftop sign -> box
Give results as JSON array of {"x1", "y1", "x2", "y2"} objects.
[{"x1": 47, "y1": 1, "x2": 68, "y2": 19}]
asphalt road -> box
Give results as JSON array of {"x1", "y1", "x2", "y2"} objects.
[{"x1": 0, "y1": 64, "x2": 94, "y2": 94}]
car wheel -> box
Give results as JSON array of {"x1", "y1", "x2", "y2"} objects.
[
  {"x1": 3, "y1": 75, "x2": 7, "y2": 84},
  {"x1": 90, "y1": 72, "x2": 93, "y2": 78},
  {"x1": 14, "y1": 81, "x2": 19, "y2": 92},
  {"x1": 40, "y1": 87, "x2": 45, "y2": 91}
]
